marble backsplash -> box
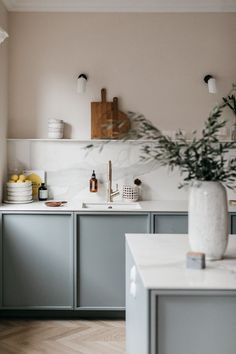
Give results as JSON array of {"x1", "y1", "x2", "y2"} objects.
[{"x1": 7, "y1": 140, "x2": 236, "y2": 202}]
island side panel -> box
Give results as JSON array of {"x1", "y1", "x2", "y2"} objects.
[
  {"x1": 126, "y1": 241, "x2": 150, "y2": 354},
  {"x1": 151, "y1": 290, "x2": 236, "y2": 354}
]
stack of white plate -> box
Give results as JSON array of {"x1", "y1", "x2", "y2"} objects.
[
  {"x1": 48, "y1": 119, "x2": 64, "y2": 139},
  {"x1": 5, "y1": 181, "x2": 33, "y2": 204}
]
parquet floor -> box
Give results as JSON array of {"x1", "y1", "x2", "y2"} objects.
[{"x1": 0, "y1": 319, "x2": 125, "y2": 354}]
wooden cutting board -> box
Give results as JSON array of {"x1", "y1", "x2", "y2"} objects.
[
  {"x1": 91, "y1": 88, "x2": 113, "y2": 139},
  {"x1": 108, "y1": 97, "x2": 130, "y2": 139},
  {"x1": 91, "y1": 89, "x2": 130, "y2": 139}
]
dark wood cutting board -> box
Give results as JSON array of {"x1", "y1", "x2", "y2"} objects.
[
  {"x1": 91, "y1": 89, "x2": 130, "y2": 139},
  {"x1": 91, "y1": 88, "x2": 113, "y2": 139}
]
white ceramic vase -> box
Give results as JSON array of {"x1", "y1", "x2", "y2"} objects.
[{"x1": 188, "y1": 181, "x2": 228, "y2": 260}]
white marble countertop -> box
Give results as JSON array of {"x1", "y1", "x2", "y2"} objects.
[
  {"x1": 0, "y1": 200, "x2": 189, "y2": 212},
  {"x1": 0, "y1": 199, "x2": 236, "y2": 213},
  {"x1": 126, "y1": 234, "x2": 236, "y2": 290}
]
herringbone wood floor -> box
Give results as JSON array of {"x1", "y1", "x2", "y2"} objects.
[{"x1": 0, "y1": 319, "x2": 125, "y2": 354}]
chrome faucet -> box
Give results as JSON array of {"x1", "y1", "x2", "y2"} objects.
[{"x1": 107, "y1": 160, "x2": 119, "y2": 203}]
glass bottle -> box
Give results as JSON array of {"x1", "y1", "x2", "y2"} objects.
[
  {"x1": 90, "y1": 170, "x2": 98, "y2": 193},
  {"x1": 38, "y1": 183, "x2": 48, "y2": 201}
]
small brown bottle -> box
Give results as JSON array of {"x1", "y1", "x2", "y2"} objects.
[{"x1": 90, "y1": 170, "x2": 98, "y2": 192}]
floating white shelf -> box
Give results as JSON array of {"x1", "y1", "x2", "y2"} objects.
[
  {"x1": 6, "y1": 138, "x2": 153, "y2": 143},
  {"x1": 7, "y1": 138, "x2": 236, "y2": 143}
]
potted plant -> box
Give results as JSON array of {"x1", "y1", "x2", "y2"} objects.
[
  {"x1": 86, "y1": 85, "x2": 236, "y2": 259},
  {"x1": 128, "y1": 84, "x2": 236, "y2": 260},
  {"x1": 223, "y1": 93, "x2": 236, "y2": 140}
]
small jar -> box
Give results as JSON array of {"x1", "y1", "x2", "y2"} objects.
[{"x1": 38, "y1": 183, "x2": 48, "y2": 201}]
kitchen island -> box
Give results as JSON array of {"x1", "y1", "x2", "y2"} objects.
[{"x1": 126, "y1": 234, "x2": 236, "y2": 354}]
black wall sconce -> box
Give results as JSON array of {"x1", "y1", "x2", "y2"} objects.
[
  {"x1": 204, "y1": 75, "x2": 217, "y2": 94},
  {"x1": 77, "y1": 74, "x2": 88, "y2": 94}
]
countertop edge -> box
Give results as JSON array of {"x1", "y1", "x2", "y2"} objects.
[{"x1": 126, "y1": 234, "x2": 236, "y2": 291}]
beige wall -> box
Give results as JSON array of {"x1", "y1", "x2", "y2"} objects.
[
  {"x1": 8, "y1": 13, "x2": 236, "y2": 139},
  {"x1": 0, "y1": 0, "x2": 8, "y2": 200}
]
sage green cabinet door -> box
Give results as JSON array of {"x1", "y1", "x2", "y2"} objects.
[
  {"x1": 3, "y1": 214, "x2": 73, "y2": 308},
  {"x1": 157, "y1": 295, "x2": 236, "y2": 354},
  {"x1": 77, "y1": 213, "x2": 150, "y2": 309},
  {"x1": 153, "y1": 214, "x2": 188, "y2": 234}
]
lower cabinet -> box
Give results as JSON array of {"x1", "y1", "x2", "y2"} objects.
[
  {"x1": 2, "y1": 213, "x2": 73, "y2": 309},
  {"x1": 76, "y1": 213, "x2": 150, "y2": 309},
  {"x1": 1, "y1": 211, "x2": 235, "y2": 313},
  {"x1": 153, "y1": 213, "x2": 188, "y2": 234}
]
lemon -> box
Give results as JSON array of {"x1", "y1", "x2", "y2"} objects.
[
  {"x1": 19, "y1": 174, "x2": 26, "y2": 182},
  {"x1": 10, "y1": 174, "x2": 19, "y2": 182}
]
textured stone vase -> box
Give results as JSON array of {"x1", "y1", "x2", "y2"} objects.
[{"x1": 188, "y1": 181, "x2": 228, "y2": 260}]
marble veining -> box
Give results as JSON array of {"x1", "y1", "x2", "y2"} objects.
[
  {"x1": 126, "y1": 234, "x2": 236, "y2": 290},
  {"x1": 7, "y1": 140, "x2": 236, "y2": 201},
  {"x1": 7, "y1": 140, "x2": 188, "y2": 201}
]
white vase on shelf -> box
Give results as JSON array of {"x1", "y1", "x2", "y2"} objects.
[{"x1": 188, "y1": 181, "x2": 228, "y2": 261}]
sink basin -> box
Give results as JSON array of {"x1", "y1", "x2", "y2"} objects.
[{"x1": 82, "y1": 202, "x2": 142, "y2": 210}]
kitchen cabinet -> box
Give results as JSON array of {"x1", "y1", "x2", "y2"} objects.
[
  {"x1": 76, "y1": 213, "x2": 150, "y2": 309},
  {"x1": 126, "y1": 234, "x2": 236, "y2": 354},
  {"x1": 2, "y1": 213, "x2": 73, "y2": 309},
  {"x1": 153, "y1": 213, "x2": 188, "y2": 234}
]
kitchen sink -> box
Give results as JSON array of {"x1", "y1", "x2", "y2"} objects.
[{"x1": 82, "y1": 202, "x2": 142, "y2": 210}]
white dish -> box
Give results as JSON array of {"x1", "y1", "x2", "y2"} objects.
[
  {"x1": 4, "y1": 200, "x2": 33, "y2": 204},
  {"x1": 7, "y1": 188, "x2": 32, "y2": 194},
  {"x1": 48, "y1": 119, "x2": 63, "y2": 123},
  {"x1": 48, "y1": 130, "x2": 64, "y2": 135},
  {"x1": 48, "y1": 133, "x2": 63, "y2": 139},
  {"x1": 7, "y1": 190, "x2": 32, "y2": 196},
  {"x1": 7, "y1": 195, "x2": 33, "y2": 201},
  {"x1": 6, "y1": 181, "x2": 32, "y2": 188},
  {"x1": 48, "y1": 127, "x2": 63, "y2": 131},
  {"x1": 48, "y1": 123, "x2": 64, "y2": 128},
  {"x1": 7, "y1": 195, "x2": 32, "y2": 200}
]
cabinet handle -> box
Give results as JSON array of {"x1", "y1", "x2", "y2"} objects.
[
  {"x1": 130, "y1": 265, "x2": 137, "y2": 282},
  {"x1": 130, "y1": 281, "x2": 137, "y2": 298}
]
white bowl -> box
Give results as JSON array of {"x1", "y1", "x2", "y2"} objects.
[
  {"x1": 7, "y1": 195, "x2": 33, "y2": 201},
  {"x1": 48, "y1": 127, "x2": 64, "y2": 133},
  {"x1": 48, "y1": 119, "x2": 63, "y2": 123},
  {"x1": 4, "y1": 200, "x2": 33, "y2": 204},
  {"x1": 6, "y1": 181, "x2": 32, "y2": 188},
  {"x1": 48, "y1": 132, "x2": 63, "y2": 139},
  {"x1": 7, "y1": 190, "x2": 32, "y2": 196},
  {"x1": 48, "y1": 123, "x2": 64, "y2": 129}
]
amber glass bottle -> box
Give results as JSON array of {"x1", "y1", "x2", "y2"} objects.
[{"x1": 90, "y1": 170, "x2": 98, "y2": 192}]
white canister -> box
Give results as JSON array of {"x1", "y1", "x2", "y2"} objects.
[{"x1": 48, "y1": 119, "x2": 64, "y2": 139}]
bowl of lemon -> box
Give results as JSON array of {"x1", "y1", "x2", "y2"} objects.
[{"x1": 5, "y1": 174, "x2": 33, "y2": 203}]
